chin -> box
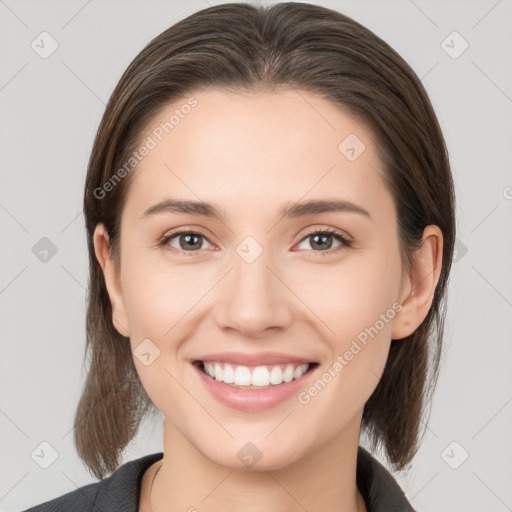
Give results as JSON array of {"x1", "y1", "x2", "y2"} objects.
[{"x1": 197, "y1": 437, "x2": 307, "y2": 472}]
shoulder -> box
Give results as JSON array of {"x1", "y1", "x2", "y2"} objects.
[
  {"x1": 357, "y1": 446, "x2": 417, "y2": 512},
  {"x1": 21, "y1": 452, "x2": 164, "y2": 512}
]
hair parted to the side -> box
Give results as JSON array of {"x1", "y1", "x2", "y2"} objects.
[{"x1": 77, "y1": 1, "x2": 455, "y2": 480}]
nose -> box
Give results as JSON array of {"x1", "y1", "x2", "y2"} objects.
[{"x1": 213, "y1": 246, "x2": 294, "y2": 337}]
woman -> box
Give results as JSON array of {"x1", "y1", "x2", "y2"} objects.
[{"x1": 23, "y1": 2, "x2": 455, "y2": 511}]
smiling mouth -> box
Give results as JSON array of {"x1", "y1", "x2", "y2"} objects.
[{"x1": 194, "y1": 360, "x2": 319, "y2": 389}]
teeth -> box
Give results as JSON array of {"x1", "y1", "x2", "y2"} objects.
[
  {"x1": 234, "y1": 365, "x2": 252, "y2": 386},
  {"x1": 269, "y1": 366, "x2": 283, "y2": 385},
  {"x1": 251, "y1": 366, "x2": 270, "y2": 387},
  {"x1": 222, "y1": 363, "x2": 235, "y2": 383},
  {"x1": 202, "y1": 362, "x2": 310, "y2": 387}
]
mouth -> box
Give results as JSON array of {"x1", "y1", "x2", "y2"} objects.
[{"x1": 193, "y1": 360, "x2": 319, "y2": 389}]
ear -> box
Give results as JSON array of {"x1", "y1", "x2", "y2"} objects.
[
  {"x1": 93, "y1": 223, "x2": 130, "y2": 337},
  {"x1": 392, "y1": 225, "x2": 444, "y2": 340}
]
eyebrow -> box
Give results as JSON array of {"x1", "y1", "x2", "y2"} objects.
[{"x1": 141, "y1": 198, "x2": 372, "y2": 221}]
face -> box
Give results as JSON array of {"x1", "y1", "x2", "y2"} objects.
[{"x1": 95, "y1": 88, "x2": 419, "y2": 471}]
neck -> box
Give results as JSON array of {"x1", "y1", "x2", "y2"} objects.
[{"x1": 150, "y1": 416, "x2": 366, "y2": 512}]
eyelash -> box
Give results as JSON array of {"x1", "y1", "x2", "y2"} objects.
[{"x1": 158, "y1": 227, "x2": 353, "y2": 257}]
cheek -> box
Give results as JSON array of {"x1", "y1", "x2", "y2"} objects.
[
  {"x1": 305, "y1": 250, "x2": 401, "y2": 396},
  {"x1": 120, "y1": 256, "x2": 207, "y2": 401},
  {"x1": 120, "y1": 258, "x2": 189, "y2": 414},
  {"x1": 298, "y1": 277, "x2": 396, "y2": 431},
  {"x1": 122, "y1": 254, "x2": 199, "y2": 338},
  {"x1": 307, "y1": 252, "x2": 401, "y2": 343}
]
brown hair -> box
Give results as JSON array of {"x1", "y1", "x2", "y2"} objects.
[{"x1": 77, "y1": 1, "x2": 456, "y2": 479}]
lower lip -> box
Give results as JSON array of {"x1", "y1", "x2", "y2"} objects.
[{"x1": 193, "y1": 363, "x2": 317, "y2": 412}]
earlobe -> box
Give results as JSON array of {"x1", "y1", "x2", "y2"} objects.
[
  {"x1": 93, "y1": 224, "x2": 130, "y2": 338},
  {"x1": 392, "y1": 225, "x2": 443, "y2": 340}
]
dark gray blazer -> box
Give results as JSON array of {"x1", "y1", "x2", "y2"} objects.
[{"x1": 22, "y1": 446, "x2": 416, "y2": 511}]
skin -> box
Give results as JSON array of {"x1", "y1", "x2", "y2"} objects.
[{"x1": 93, "y1": 88, "x2": 443, "y2": 512}]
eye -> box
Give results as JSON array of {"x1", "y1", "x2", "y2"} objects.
[
  {"x1": 159, "y1": 228, "x2": 214, "y2": 256},
  {"x1": 295, "y1": 228, "x2": 352, "y2": 255},
  {"x1": 159, "y1": 227, "x2": 353, "y2": 257}
]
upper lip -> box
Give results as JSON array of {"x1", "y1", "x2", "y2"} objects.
[{"x1": 193, "y1": 352, "x2": 316, "y2": 367}]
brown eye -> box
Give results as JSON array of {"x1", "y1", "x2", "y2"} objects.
[
  {"x1": 160, "y1": 229, "x2": 214, "y2": 256},
  {"x1": 296, "y1": 229, "x2": 352, "y2": 255}
]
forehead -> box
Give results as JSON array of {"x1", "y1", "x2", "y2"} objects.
[{"x1": 122, "y1": 88, "x2": 392, "y2": 222}]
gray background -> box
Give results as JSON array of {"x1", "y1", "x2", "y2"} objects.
[{"x1": 1, "y1": 0, "x2": 511, "y2": 510}]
